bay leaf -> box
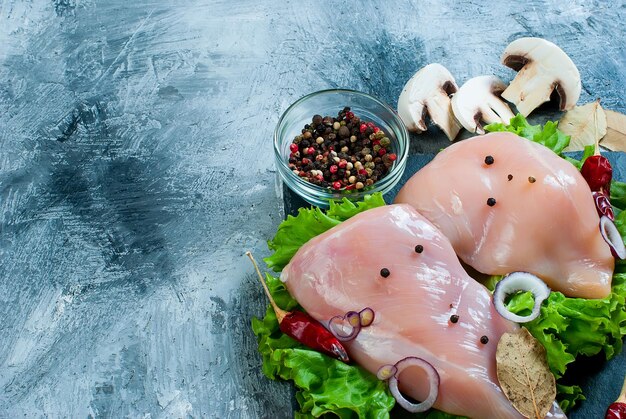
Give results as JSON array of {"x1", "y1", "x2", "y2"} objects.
[
  {"x1": 600, "y1": 110, "x2": 626, "y2": 152},
  {"x1": 561, "y1": 100, "x2": 607, "y2": 152},
  {"x1": 496, "y1": 328, "x2": 556, "y2": 419}
]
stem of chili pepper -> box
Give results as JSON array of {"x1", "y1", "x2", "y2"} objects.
[
  {"x1": 605, "y1": 373, "x2": 626, "y2": 419},
  {"x1": 245, "y1": 251, "x2": 350, "y2": 363},
  {"x1": 246, "y1": 251, "x2": 287, "y2": 324}
]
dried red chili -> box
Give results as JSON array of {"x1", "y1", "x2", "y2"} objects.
[
  {"x1": 581, "y1": 155, "x2": 613, "y2": 194},
  {"x1": 246, "y1": 252, "x2": 349, "y2": 363},
  {"x1": 607, "y1": 403, "x2": 626, "y2": 419},
  {"x1": 581, "y1": 154, "x2": 614, "y2": 220}
]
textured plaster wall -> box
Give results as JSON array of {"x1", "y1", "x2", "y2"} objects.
[{"x1": 0, "y1": 0, "x2": 624, "y2": 417}]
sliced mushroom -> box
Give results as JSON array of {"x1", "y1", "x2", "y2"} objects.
[
  {"x1": 451, "y1": 75, "x2": 515, "y2": 134},
  {"x1": 397, "y1": 63, "x2": 461, "y2": 141},
  {"x1": 501, "y1": 37, "x2": 581, "y2": 116}
]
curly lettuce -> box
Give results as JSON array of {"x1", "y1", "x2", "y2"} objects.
[
  {"x1": 252, "y1": 272, "x2": 395, "y2": 418},
  {"x1": 484, "y1": 114, "x2": 571, "y2": 154},
  {"x1": 264, "y1": 194, "x2": 387, "y2": 272}
]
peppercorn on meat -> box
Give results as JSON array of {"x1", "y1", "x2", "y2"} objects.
[
  {"x1": 281, "y1": 204, "x2": 523, "y2": 419},
  {"x1": 395, "y1": 132, "x2": 614, "y2": 299}
]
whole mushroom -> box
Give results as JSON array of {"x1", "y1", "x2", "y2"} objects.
[
  {"x1": 500, "y1": 37, "x2": 581, "y2": 116},
  {"x1": 397, "y1": 63, "x2": 462, "y2": 141}
]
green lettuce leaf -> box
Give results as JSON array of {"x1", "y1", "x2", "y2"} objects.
[
  {"x1": 264, "y1": 194, "x2": 386, "y2": 272},
  {"x1": 611, "y1": 181, "x2": 626, "y2": 212},
  {"x1": 484, "y1": 114, "x2": 571, "y2": 154},
  {"x1": 502, "y1": 273, "x2": 626, "y2": 409},
  {"x1": 252, "y1": 271, "x2": 395, "y2": 418}
]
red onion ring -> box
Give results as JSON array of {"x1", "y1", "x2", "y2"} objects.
[
  {"x1": 359, "y1": 307, "x2": 375, "y2": 327},
  {"x1": 386, "y1": 357, "x2": 439, "y2": 413},
  {"x1": 376, "y1": 364, "x2": 397, "y2": 380},
  {"x1": 329, "y1": 308, "x2": 376, "y2": 341},
  {"x1": 600, "y1": 216, "x2": 626, "y2": 259},
  {"x1": 493, "y1": 272, "x2": 550, "y2": 323},
  {"x1": 593, "y1": 191, "x2": 614, "y2": 220},
  {"x1": 329, "y1": 311, "x2": 361, "y2": 341}
]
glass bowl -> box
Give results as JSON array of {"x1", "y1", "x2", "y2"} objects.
[{"x1": 274, "y1": 89, "x2": 409, "y2": 208}]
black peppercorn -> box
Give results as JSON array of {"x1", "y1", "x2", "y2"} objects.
[
  {"x1": 528, "y1": 176, "x2": 536, "y2": 183},
  {"x1": 312, "y1": 115, "x2": 323, "y2": 125},
  {"x1": 415, "y1": 245, "x2": 424, "y2": 253},
  {"x1": 380, "y1": 268, "x2": 390, "y2": 278},
  {"x1": 484, "y1": 155, "x2": 494, "y2": 165},
  {"x1": 450, "y1": 314, "x2": 459, "y2": 323},
  {"x1": 487, "y1": 197, "x2": 496, "y2": 207},
  {"x1": 338, "y1": 126, "x2": 350, "y2": 138},
  {"x1": 480, "y1": 335, "x2": 489, "y2": 344},
  {"x1": 507, "y1": 174, "x2": 513, "y2": 181}
]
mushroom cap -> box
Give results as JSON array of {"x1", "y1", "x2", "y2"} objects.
[
  {"x1": 397, "y1": 63, "x2": 461, "y2": 141},
  {"x1": 451, "y1": 75, "x2": 515, "y2": 134},
  {"x1": 501, "y1": 37, "x2": 581, "y2": 116}
]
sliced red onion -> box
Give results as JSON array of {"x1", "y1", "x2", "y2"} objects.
[
  {"x1": 387, "y1": 357, "x2": 439, "y2": 413},
  {"x1": 329, "y1": 311, "x2": 361, "y2": 341},
  {"x1": 600, "y1": 216, "x2": 626, "y2": 259},
  {"x1": 376, "y1": 364, "x2": 397, "y2": 380},
  {"x1": 493, "y1": 272, "x2": 550, "y2": 323},
  {"x1": 593, "y1": 191, "x2": 614, "y2": 220},
  {"x1": 359, "y1": 307, "x2": 375, "y2": 327}
]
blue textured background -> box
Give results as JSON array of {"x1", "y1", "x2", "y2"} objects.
[{"x1": 0, "y1": 0, "x2": 624, "y2": 417}]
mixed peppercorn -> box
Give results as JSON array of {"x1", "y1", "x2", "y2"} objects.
[{"x1": 288, "y1": 107, "x2": 397, "y2": 191}]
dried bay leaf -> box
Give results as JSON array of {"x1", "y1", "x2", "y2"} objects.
[
  {"x1": 601, "y1": 110, "x2": 626, "y2": 152},
  {"x1": 496, "y1": 328, "x2": 556, "y2": 419},
  {"x1": 561, "y1": 100, "x2": 607, "y2": 152}
]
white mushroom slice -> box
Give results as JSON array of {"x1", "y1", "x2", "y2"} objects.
[
  {"x1": 397, "y1": 63, "x2": 462, "y2": 141},
  {"x1": 451, "y1": 75, "x2": 515, "y2": 134},
  {"x1": 501, "y1": 37, "x2": 581, "y2": 116}
]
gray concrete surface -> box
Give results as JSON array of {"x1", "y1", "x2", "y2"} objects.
[{"x1": 0, "y1": 0, "x2": 624, "y2": 417}]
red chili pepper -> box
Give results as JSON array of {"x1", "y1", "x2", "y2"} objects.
[
  {"x1": 246, "y1": 252, "x2": 350, "y2": 363},
  {"x1": 581, "y1": 154, "x2": 614, "y2": 220},
  {"x1": 581, "y1": 155, "x2": 612, "y2": 194},
  {"x1": 605, "y1": 374, "x2": 626, "y2": 418}
]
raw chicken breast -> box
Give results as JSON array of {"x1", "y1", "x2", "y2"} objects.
[
  {"x1": 395, "y1": 132, "x2": 614, "y2": 299},
  {"x1": 282, "y1": 204, "x2": 522, "y2": 419}
]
